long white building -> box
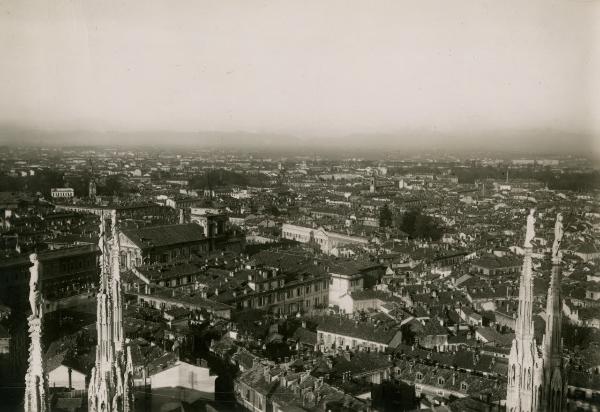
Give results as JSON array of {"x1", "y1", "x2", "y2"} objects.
[{"x1": 281, "y1": 223, "x2": 368, "y2": 255}]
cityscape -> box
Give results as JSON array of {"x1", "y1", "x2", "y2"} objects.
[
  {"x1": 0, "y1": 148, "x2": 598, "y2": 411},
  {"x1": 2, "y1": 0, "x2": 600, "y2": 411}
]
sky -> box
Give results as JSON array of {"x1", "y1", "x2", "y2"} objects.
[{"x1": 0, "y1": 0, "x2": 599, "y2": 154}]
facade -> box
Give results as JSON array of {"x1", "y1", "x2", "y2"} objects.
[
  {"x1": 238, "y1": 268, "x2": 329, "y2": 315},
  {"x1": 328, "y1": 267, "x2": 364, "y2": 313},
  {"x1": 132, "y1": 289, "x2": 232, "y2": 319},
  {"x1": 0, "y1": 245, "x2": 99, "y2": 307},
  {"x1": 470, "y1": 256, "x2": 521, "y2": 276},
  {"x1": 506, "y1": 213, "x2": 567, "y2": 412},
  {"x1": 281, "y1": 223, "x2": 369, "y2": 255},
  {"x1": 235, "y1": 363, "x2": 368, "y2": 412},
  {"x1": 189, "y1": 209, "x2": 228, "y2": 237},
  {"x1": 50, "y1": 188, "x2": 75, "y2": 199},
  {"x1": 314, "y1": 315, "x2": 403, "y2": 353},
  {"x1": 55, "y1": 203, "x2": 170, "y2": 220},
  {"x1": 149, "y1": 359, "x2": 216, "y2": 402}
]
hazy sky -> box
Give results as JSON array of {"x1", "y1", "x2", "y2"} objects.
[{"x1": 1, "y1": 0, "x2": 599, "y2": 151}]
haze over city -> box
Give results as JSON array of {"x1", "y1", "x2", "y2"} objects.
[{"x1": 1, "y1": 0, "x2": 599, "y2": 157}]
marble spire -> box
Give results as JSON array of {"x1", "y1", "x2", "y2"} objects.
[
  {"x1": 540, "y1": 213, "x2": 568, "y2": 411},
  {"x1": 506, "y1": 209, "x2": 541, "y2": 412},
  {"x1": 24, "y1": 253, "x2": 49, "y2": 412},
  {"x1": 88, "y1": 212, "x2": 134, "y2": 412},
  {"x1": 506, "y1": 211, "x2": 567, "y2": 412}
]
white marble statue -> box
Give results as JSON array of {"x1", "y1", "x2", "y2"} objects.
[
  {"x1": 28, "y1": 253, "x2": 40, "y2": 318},
  {"x1": 552, "y1": 213, "x2": 564, "y2": 259},
  {"x1": 524, "y1": 208, "x2": 536, "y2": 248}
]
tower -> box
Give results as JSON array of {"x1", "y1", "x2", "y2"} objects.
[
  {"x1": 506, "y1": 211, "x2": 567, "y2": 411},
  {"x1": 369, "y1": 177, "x2": 376, "y2": 193},
  {"x1": 24, "y1": 254, "x2": 49, "y2": 412},
  {"x1": 88, "y1": 158, "x2": 97, "y2": 200},
  {"x1": 88, "y1": 212, "x2": 134, "y2": 412}
]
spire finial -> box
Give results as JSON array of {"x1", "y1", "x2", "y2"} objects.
[
  {"x1": 552, "y1": 212, "x2": 564, "y2": 262},
  {"x1": 524, "y1": 208, "x2": 536, "y2": 248}
]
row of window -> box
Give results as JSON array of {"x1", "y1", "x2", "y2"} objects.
[
  {"x1": 414, "y1": 373, "x2": 468, "y2": 391},
  {"x1": 254, "y1": 293, "x2": 324, "y2": 308},
  {"x1": 317, "y1": 332, "x2": 386, "y2": 352}
]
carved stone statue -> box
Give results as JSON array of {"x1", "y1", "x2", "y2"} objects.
[
  {"x1": 552, "y1": 213, "x2": 564, "y2": 259},
  {"x1": 524, "y1": 208, "x2": 536, "y2": 248},
  {"x1": 28, "y1": 253, "x2": 40, "y2": 318}
]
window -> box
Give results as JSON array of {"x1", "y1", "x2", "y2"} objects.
[
  {"x1": 461, "y1": 382, "x2": 468, "y2": 391},
  {"x1": 416, "y1": 372, "x2": 423, "y2": 380},
  {"x1": 438, "y1": 377, "x2": 445, "y2": 385}
]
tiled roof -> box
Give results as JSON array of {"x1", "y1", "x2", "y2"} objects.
[
  {"x1": 313, "y1": 315, "x2": 401, "y2": 345},
  {"x1": 122, "y1": 223, "x2": 206, "y2": 249},
  {"x1": 394, "y1": 358, "x2": 505, "y2": 401},
  {"x1": 329, "y1": 352, "x2": 393, "y2": 377}
]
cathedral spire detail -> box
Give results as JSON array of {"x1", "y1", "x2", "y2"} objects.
[
  {"x1": 88, "y1": 212, "x2": 134, "y2": 412},
  {"x1": 506, "y1": 211, "x2": 567, "y2": 412}
]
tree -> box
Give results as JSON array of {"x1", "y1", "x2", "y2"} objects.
[
  {"x1": 379, "y1": 204, "x2": 393, "y2": 228},
  {"x1": 400, "y1": 208, "x2": 420, "y2": 235},
  {"x1": 371, "y1": 380, "x2": 417, "y2": 412},
  {"x1": 400, "y1": 208, "x2": 443, "y2": 241}
]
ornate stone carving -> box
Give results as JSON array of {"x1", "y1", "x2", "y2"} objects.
[{"x1": 524, "y1": 208, "x2": 536, "y2": 248}]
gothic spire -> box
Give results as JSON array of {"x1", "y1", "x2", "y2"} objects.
[
  {"x1": 540, "y1": 213, "x2": 567, "y2": 412},
  {"x1": 88, "y1": 212, "x2": 134, "y2": 412}
]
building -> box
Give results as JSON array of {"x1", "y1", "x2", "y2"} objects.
[
  {"x1": 281, "y1": 223, "x2": 369, "y2": 255},
  {"x1": 51, "y1": 188, "x2": 75, "y2": 199},
  {"x1": 0, "y1": 325, "x2": 9, "y2": 354},
  {"x1": 235, "y1": 362, "x2": 368, "y2": 412},
  {"x1": 149, "y1": 357, "x2": 216, "y2": 402},
  {"x1": 314, "y1": 315, "x2": 403, "y2": 353},
  {"x1": 232, "y1": 268, "x2": 330, "y2": 315},
  {"x1": 0, "y1": 245, "x2": 99, "y2": 307},
  {"x1": 119, "y1": 223, "x2": 209, "y2": 269},
  {"x1": 328, "y1": 266, "x2": 364, "y2": 313},
  {"x1": 470, "y1": 255, "x2": 521, "y2": 276},
  {"x1": 131, "y1": 288, "x2": 232, "y2": 319},
  {"x1": 55, "y1": 203, "x2": 170, "y2": 221}
]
